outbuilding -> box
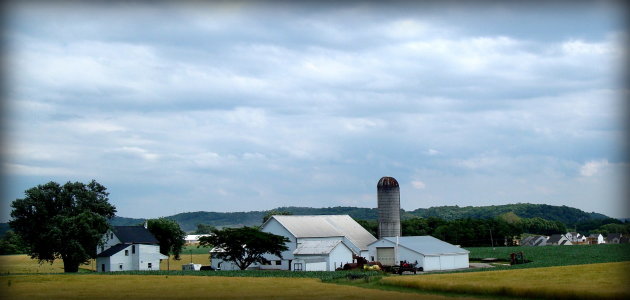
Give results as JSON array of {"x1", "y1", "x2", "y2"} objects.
[
  {"x1": 367, "y1": 236, "x2": 469, "y2": 271},
  {"x1": 291, "y1": 239, "x2": 354, "y2": 271}
]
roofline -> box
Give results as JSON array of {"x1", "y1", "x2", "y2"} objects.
[{"x1": 368, "y1": 237, "x2": 470, "y2": 255}]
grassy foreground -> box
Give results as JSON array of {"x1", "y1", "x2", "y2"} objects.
[
  {"x1": 0, "y1": 274, "x2": 477, "y2": 300},
  {"x1": 381, "y1": 261, "x2": 630, "y2": 299}
]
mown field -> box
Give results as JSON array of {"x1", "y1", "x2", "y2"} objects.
[
  {"x1": 466, "y1": 243, "x2": 630, "y2": 270},
  {"x1": 0, "y1": 274, "x2": 478, "y2": 300},
  {"x1": 380, "y1": 261, "x2": 630, "y2": 299}
]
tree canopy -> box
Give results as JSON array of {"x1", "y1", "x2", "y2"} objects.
[
  {"x1": 9, "y1": 180, "x2": 116, "y2": 272},
  {"x1": 147, "y1": 218, "x2": 186, "y2": 259},
  {"x1": 194, "y1": 223, "x2": 216, "y2": 234},
  {"x1": 199, "y1": 226, "x2": 289, "y2": 270}
]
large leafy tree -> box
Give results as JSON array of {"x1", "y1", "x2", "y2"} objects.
[
  {"x1": 9, "y1": 180, "x2": 116, "y2": 272},
  {"x1": 199, "y1": 226, "x2": 289, "y2": 270},
  {"x1": 147, "y1": 218, "x2": 186, "y2": 259}
]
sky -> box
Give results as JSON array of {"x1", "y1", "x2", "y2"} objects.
[{"x1": 1, "y1": 1, "x2": 628, "y2": 222}]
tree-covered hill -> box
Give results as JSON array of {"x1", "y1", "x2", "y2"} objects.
[
  {"x1": 104, "y1": 203, "x2": 611, "y2": 233},
  {"x1": 408, "y1": 204, "x2": 608, "y2": 226}
]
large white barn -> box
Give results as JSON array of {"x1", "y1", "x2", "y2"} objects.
[
  {"x1": 211, "y1": 215, "x2": 377, "y2": 271},
  {"x1": 96, "y1": 226, "x2": 168, "y2": 272},
  {"x1": 367, "y1": 236, "x2": 469, "y2": 271}
]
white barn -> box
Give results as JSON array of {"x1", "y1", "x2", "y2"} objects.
[
  {"x1": 210, "y1": 215, "x2": 377, "y2": 271},
  {"x1": 96, "y1": 226, "x2": 168, "y2": 272},
  {"x1": 367, "y1": 236, "x2": 469, "y2": 271}
]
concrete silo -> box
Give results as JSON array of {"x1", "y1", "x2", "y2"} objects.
[{"x1": 377, "y1": 176, "x2": 401, "y2": 238}]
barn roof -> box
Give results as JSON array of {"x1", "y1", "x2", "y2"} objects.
[
  {"x1": 293, "y1": 239, "x2": 349, "y2": 255},
  {"x1": 547, "y1": 234, "x2": 567, "y2": 244},
  {"x1": 264, "y1": 215, "x2": 377, "y2": 251},
  {"x1": 371, "y1": 236, "x2": 469, "y2": 256},
  {"x1": 97, "y1": 244, "x2": 129, "y2": 257},
  {"x1": 113, "y1": 226, "x2": 159, "y2": 244}
]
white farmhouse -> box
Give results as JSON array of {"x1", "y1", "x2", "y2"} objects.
[
  {"x1": 367, "y1": 236, "x2": 469, "y2": 271},
  {"x1": 96, "y1": 226, "x2": 168, "y2": 272},
  {"x1": 565, "y1": 232, "x2": 586, "y2": 244},
  {"x1": 212, "y1": 215, "x2": 377, "y2": 271},
  {"x1": 587, "y1": 233, "x2": 605, "y2": 244}
]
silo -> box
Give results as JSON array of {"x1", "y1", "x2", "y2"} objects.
[{"x1": 377, "y1": 176, "x2": 401, "y2": 238}]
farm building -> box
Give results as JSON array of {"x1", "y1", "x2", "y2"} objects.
[
  {"x1": 547, "y1": 234, "x2": 573, "y2": 245},
  {"x1": 291, "y1": 239, "x2": 355, "y2": 271},
  {"x1": 587, "y1": 233, "x2": 605, "y2": 244},
  {"x1": 520, "y1": 235, "x2": 548, "y2": 246},
  {"x1": 184, "y1": 234, "x2": 212, "y2": 245},
  {"x1": 96, "y1": 225, "x2": 168, "y2": 272},
  {"x1": 367, "y1": 236, "x2": 469, "y2": 271},
  {"x1": 212, "y1": 215, "x2": 377, "y2": 271}
]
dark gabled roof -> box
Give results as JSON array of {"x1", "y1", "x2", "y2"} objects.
[
  {"x1": 547, "y1": 234, "x2": 565, "y2": 244},
  {"x1": 97, "y1": 244, "x2": 130, "y2": 257},
  {"x1": 113, "y1": 226, "x2": 159, "y2": 244}
]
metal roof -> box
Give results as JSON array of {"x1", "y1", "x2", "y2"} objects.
[
  {"x1": 372, "y1": 236, "x2": 469, "y2": 256},
  {"x1": 293, "y1": 239, "x2": 346, "y2": 255},
  {"x1": 113, "y1": 226, "x2": 159, "y2": 244},
  {"x1": 268, "y1": 215, "x2": 377, "y2": 251}
]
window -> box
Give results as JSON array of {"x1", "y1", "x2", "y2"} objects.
[
  {"x1": 119, "y1": 264, "x2": 123, "y2": 270},
  {"x1": 294, "y1": 263, "x2": 303, "y2": 271},
  {"x1": 148, "y1": 263, "x2": 152, "y2": 269},
  {"x1": 132, "y1": 245, "x2": 135, "y2": 254},
  {"x1": 274, "y1": 260, "x2": 281, "y2": 265},
  {"x1": 101, "y1": 264, "x2": 105, "y2": 272},
  {"x1": 111, "y1": 233, "x2": 113, "y2": 239},
  {"x1": 125, "y1": 250, "x2": 129, "y2": 256}
]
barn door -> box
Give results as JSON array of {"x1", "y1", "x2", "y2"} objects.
[{"x1": 376, "y1": 247, "x2": 395, "y2": 266}]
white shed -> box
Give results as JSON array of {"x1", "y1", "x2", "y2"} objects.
[
  {"x1": 367, "y1": 236, "x2": 469, "y2": 271},
  {"x1": 291, "y1": 239, "x2": 354, "y2": 271}
]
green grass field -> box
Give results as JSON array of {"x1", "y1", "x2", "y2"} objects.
[
  {"x1": 381, "y1": 261, "x2": 630, "y2": 299},
  {"x1": 466, "y1": 243, "x2": 630, "y2": 269},
  {"x1": 0, "y1": 275, "x2": 475, "y2": 300}
]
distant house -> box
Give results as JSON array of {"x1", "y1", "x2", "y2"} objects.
[
  {"x1": 547, "y1": 234, "x2": 573, "y2": 246},
  {"x1": 606, "y1": 233, "x2": 622, "y2": 244},
  {"x1": 521, "y1": 235, "x2": 548, "y2": 246},
  {"x1": 96, "y1": 225, "x2": 168, "y2": 272},
  {"x1": 586, "y1": 234, "x2": 605, "y2": 245},
  {"x1": 184, "y1": 234, "x2": 212, "y2": 245},
  {"x1": 565, "y1": 232, "x2": 586, "y2": 244}
]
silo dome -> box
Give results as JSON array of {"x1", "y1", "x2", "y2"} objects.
[{"x1": 377, "y1": 176, "x2": 401, "y2": 238}]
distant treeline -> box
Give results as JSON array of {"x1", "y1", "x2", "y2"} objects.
[
  {"x1": 102, "y1": 203, "x2": 613, "y2": 232},
  {"x1": 355, "y1": 213, "x2": 629, "y2": 247}
]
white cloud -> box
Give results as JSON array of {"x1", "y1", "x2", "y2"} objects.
[
  {"x1": 411, "y1": 180, "x2": 426, "y2": 189},
  {"x1": 580, "y1": 159, "x2": 610, "y2": 177}
]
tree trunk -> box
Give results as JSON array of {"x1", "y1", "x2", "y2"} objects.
[{"x1": 63, "y1": 259, "x2": 80, "y2": 273}]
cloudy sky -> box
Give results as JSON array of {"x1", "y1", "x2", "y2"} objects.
[{"x1": 2, "y1": 1, "x2": 628, "y2": 222}]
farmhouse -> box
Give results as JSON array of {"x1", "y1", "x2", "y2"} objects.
[
  {"x1": 547, "y1": 234, "x2": 573, "y2": 245},
  {"x1": 565, "y1": 232, "x2": 586, "y2": 244},
  {"x1": 367, "y1": 236, "x2": 469, "y2": 271},
  {"x1": 606, "y1": 233, "x2": 623, "y2": 244},
  {"x1": 96, "y1": 225, "x2": 168, "y2": 272}
]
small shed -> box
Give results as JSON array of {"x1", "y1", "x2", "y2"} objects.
[
  {"x1": 291, "y1": 239, "x2": 353, "y2": 271},
  {"x1": 367, "y1": 236, "x2": 469, "y2": 271}
]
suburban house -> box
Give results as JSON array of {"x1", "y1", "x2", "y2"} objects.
[
  {"x1": 547, "y1": 234, "x2": 573, "y2": 245},
  {"x1": 367, "y1": 236, "x2": 469, "y2": 271},
  {"x1": 565, "y1": 232, "x2": 587, "y2": 244},
  {"x1": 606, "y1": 233, "x2": 623, "y2": 244},
  {"x1": 96, "y1": 225, "x2": 168, "y2": 272},
  {"x1": 586, "y1": 233, "x2": 605, "y2": 245},
  {"x1": 520, "y1": 235, "x2": 548, "y2": 246},
  {"x1": 211, "y1": 215, "x2": 376, "y2": 271}
]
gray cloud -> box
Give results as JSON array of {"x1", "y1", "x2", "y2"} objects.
[{"x1": 2, "y1": 1, "x2": 627, "y2": 220}]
